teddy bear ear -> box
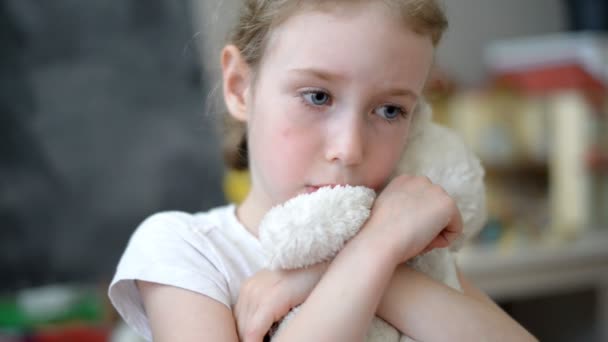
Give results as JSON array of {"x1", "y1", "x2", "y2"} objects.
[
  {"x1": 407, "y1": 99, "x2": 434, "y2": 142},
  {"x1": 399, "y1": 99, "x2": 487, "y2": 251}
]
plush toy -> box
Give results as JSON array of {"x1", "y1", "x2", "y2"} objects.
[{"x1": 258, "y1": 101, "x2": 487, "y2": 341}]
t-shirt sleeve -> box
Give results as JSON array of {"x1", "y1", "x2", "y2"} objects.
[{"x1": 108, "y1": 212, "x2": 230, "y2": 341}]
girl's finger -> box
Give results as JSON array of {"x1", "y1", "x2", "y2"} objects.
[
  {"x1": 444, "y1": 203, "x2": 463, "y2": 243},
  {"x1": 245, "y1": 307, "x2": 274, "y2": 342},
  {"x1": 235, "y1": 299, "x2": 251, "y2": 341}
]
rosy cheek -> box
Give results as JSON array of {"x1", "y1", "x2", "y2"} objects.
[{"x1": 267, "y1": 130, "x2": 298, "y2": 163}]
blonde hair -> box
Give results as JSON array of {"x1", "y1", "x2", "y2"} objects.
[{"x1": 223, "y1": 0, "x2": 448, "y2": 170}]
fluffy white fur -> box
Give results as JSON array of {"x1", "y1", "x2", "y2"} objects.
[
  {"x1": 258, "y1": 102, "x2": 486, "y2": 341},
  {"x1": 260, "y1": 186, "x2": 376, "y2": 270}
]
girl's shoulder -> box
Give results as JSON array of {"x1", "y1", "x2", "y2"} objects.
[
  {"x1": 112, "y1": 205, "x2": 240, "y2": 281},
  {"x1": 117, "y1": 203, "x2": 263, "y2": 277},
  {"x1": 131, "y1": 204, "x2": 242, "y2": 243},
  {"x1": 111, "y1": 204, "x2": 251, "y2": 291},
  {"x1": 109, "y1": 204, "x2": 263, "y2": 340}
]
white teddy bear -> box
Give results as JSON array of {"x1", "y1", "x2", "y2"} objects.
[{"x1": 258, "y1": 101, "x2": 487, "y2": 341}]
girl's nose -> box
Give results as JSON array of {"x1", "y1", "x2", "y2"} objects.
[{"x1": 325, "y1": 114, "x2": 365, "y2": 166}]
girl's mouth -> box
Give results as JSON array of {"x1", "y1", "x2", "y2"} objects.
[{"x1": 305, "y1": 184, "x2": 344, "y2": 193}]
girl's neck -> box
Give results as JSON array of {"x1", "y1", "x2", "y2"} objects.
[{"x1": 235, "y1": 192, "x2": 268, "y2": 239}]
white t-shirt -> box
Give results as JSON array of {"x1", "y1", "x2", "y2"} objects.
[{"x1": 108, "y1": 204, "x2": 267, "y2": 341}]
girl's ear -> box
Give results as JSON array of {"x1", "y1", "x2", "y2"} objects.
[{"x1": 221, "y1": 45, "x2": 251, "y2": 122}]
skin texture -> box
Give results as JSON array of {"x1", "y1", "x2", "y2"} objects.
[{"x1": 137, "y1": 2, "x2": 537, "y2": 341}]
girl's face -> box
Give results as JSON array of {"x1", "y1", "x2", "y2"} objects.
[{"x1": 230, "y1": 2, "x2": 434, "y2": 221}]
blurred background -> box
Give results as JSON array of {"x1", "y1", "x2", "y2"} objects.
[{"x1": 0, "y1": 0, "x2": 606, "y2": 341}]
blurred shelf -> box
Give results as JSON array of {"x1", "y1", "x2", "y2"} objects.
[
  {"x1": 484, "y1": 161, "x2": 548, "y2": 179},
  {"x1": 458, "y1": 229, "x2": 608, "y2": 301}
]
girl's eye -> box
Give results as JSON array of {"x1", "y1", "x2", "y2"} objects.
[
  {"x1": 374, "y1": 105, "x2": 407, "y2": 121},
  {"x1": 302, "y1": 90, "x2": 331, "y2": 106}
]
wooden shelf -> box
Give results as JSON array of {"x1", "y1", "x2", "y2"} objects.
[
  {"x1": 459, "y1": 229, "x2": 608, "y2": 340},
  {"x1": 458, "y1": 229, "x2": 608, "y2": 301}
]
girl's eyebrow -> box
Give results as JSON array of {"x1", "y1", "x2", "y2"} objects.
[
  {"x1": 287, "y1": 68, "x2": 347, "y2": 82},
  {"x1": 383, "y1": 88, "x2": 419, "y2": 100}
]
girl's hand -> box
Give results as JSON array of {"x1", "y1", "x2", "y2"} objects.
[
  {"x1": 233, "y1": 262, "x2": 328, "y2": 342},
  {"x1": 366, "y1": 174, "x2": 463, "y2": 264}
]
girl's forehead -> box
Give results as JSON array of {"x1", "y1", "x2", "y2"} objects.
[
  {"x1": 264, "y1": 2, "x2": 426, "y2": 59},
  {"x1": 259, "y1": 2, "x2": 434, "y2": 89},
  {"x1": 268, "y1": 2, "x2": 403, "y2": 42}
]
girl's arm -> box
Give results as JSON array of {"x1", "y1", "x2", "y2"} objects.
[
  {"x1": 272, "y1": 227, "x2": 398, "y2": 342},
  {"x1": 137, "y1": 232, "x2": 395, "y2": 342},
  {"x1": 136, "y1": 234, "x2": 400, "y2": 342},
  {"x1": 137, "y1": 281, "x2": 240, "y2": 342},
  {"x1": 273, "y1": 175, "x2": 462, "y2": 342},
  {"x1": 138, "y1": 175, "x2": 461, "y2": 342},
  {"x1": 376, "y1": 265, "x2": 537, "y2": 342}
]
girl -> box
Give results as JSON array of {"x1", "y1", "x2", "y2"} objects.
[{"x1": 109, "y1": 0, "x2": 536, "y2": 341}]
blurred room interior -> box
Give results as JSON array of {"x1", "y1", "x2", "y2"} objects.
[{"x1": 1, "y1": 0, "x2": 607, "y2": 341}]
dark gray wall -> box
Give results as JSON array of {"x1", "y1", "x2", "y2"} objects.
[{"x1": 1, "y1": 0, "x2": 225, "y2": 290}]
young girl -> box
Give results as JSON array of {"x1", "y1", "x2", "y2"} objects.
[{"x1": 109, "y1": 0, "x2": 536, "y2": 341}]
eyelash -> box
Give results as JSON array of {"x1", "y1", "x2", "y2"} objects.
[
  {"x1": 298, "y1": 89, "x2": 409, "y2": 123},
  {"x1": 375, "y1": 105, "x2": 409, "y2": 124},
  {"x1": 300, "y1": 89, "x2": 332, "y2": 110}
]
